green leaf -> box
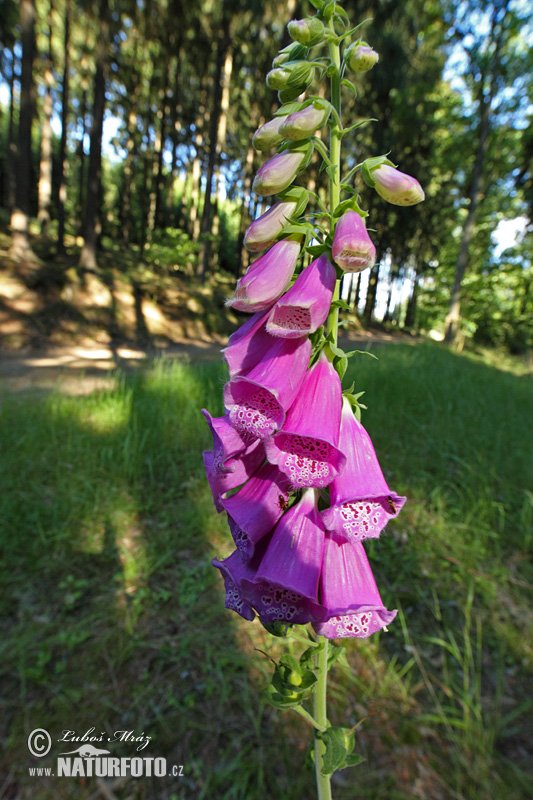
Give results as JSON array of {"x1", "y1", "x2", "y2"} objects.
[
  {"x1": 327, "y1": 643, "x2": 350, "y2": 669},
  {"x1": 342, "y1": 118, "x2": 376, "y2": 136},
  {"x1": 309, "y1": 0, "x2": 325, "y2": 10},
  {"x1": 275, "y1": 101, "x2": 304, "y2": 117},
  {"x1": 334, "y1": 6, "x2": 350, "y2": 25},
  {"x1": 331, "y1": 299, "x2": 351, "y2": 310},
  {"x1": 326, "y1": 63, "x2": 338, "y2": 78},
  {"x1": 341, "y1": 78, "x2": 357, "y2": 98},
  {"x1": 334, "y1": 355, "x2": 348, "y2": 380},
  {"x1": 325, "y1": 164, "x2": 338, "y2": 184},
  {"x1": 307, "y1": 244, "x2": 328, "y2": 257},
  {"x1": 345, "y1": 753, "x2": 366, "y2": 768},
  {"x1": 316, "y1": 727, "x2": 348, "y2": 776}
]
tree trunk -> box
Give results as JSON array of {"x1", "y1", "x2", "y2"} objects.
[
  {"x1": 78, "y1": 0, "x2": 109, "y2": 271},
  {"x1": 5, "y1": 44, "x2": 17, "y2": 213},
  {"x1": 167, "y1": 47, "x2": 182, "y2": 226},
  {"x1": 9, "y1": 0, "x2": 38, "y2": 261},
  {"x1": 236, "y1": 140, "x2": 256, "y2": 276},
  {"x1": 121, "y1": 107, "x2": 138, "y2": 250},
  {"x1": 38, "y1": 0, "x2": 54, "y2": 235},
  {"x1": 57, "y1": 0, "x2": 70, "y2": 255},
  {"x1": 364, "y1": 260, "x2": 380, "y2": 324},
  {"x1": 404, "y1": 267, "x2": 419, "y2": 329},
  {"x1": 189, "y1": 130, "x2": 203, "y2": 240}
]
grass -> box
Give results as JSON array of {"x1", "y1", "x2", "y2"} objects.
[{"x1": 0, "y1": 343, "x2": 531, "y2": 799}]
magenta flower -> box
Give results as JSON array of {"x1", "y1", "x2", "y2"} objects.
[
  {"x1": 226, "y1": 239, "x2": 300, "y2": 314},
  {"x1": 202, "y1": 409, "x2": 250, "y2": 467},
  {"x1": 244, "y1": 200, "x2": 297, "y2": 252},
  {"x1": 252, "y1": 151, "x2": 305, "y2": 197},
  {"x1": 223, "y1": 310, "x2": 273, "y2": 378},
  {"x1": 266, "y1": 255, "x2": 336, "y2": 338},
  {"x1": 212, "y1": 550, "x2": 258, "y2": 622},
  {"x1": 221, "y1": 462, "x2": 291, "y2": 562},
  {"x1": 331, "y1": 211, "x2": 376, "y2": 273},
  {"x1": 252, "y1": 115, "x2": 288, "y2": 152},
  {"x1": 224, "y1": 335, "x2": 312, "y2": 439},
  {"x1": 203, "y1": 439, "x2": 265, "y2": 513},
  {"x1": 371, "y1": 164, "x2": 425, "y2": 206},
  {"x1": 313, "y1": 534, "x2": 397, "y2": 639},
  {"x1": 265, "y1": 353, "x2": 346, "y2": 488},
  {"x1": 321, "y1": 398, "x2": 405, "y2": 542},
  {"x1": 280, "y1": 102, "x2": 330, "y2": 140},
  {"x1": 242, "y1": 488, "x2": 327, "y2": 624}
]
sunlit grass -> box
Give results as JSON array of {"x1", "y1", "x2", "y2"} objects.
[{"x1": 1, "y1": 343, "x2": 531, "y2": 799}]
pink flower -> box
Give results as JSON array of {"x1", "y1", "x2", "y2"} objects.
[
  {"x1": 265, "y1": 353, "x2": 346, "y2": 488},
  {"x1": 280, "y1": 102, "x2": 330, "y2": 140},
  {"x1": 252, "y1": 151, "x2": 305, "y2": 197},
  {"x1": 332, "y1": 211, "x2": 376, "y2": 272},
  {"x1": 371, "y1": 164, "x2": 425, "y2": 206},
  {"x1": 244, "y1": 201, "x2": 297, "y2": 252},
  {"x1": 266, "y1": 254, "x2": 336, "y2": 338},
  {"x1": 321, "y1": 398, "x2": 405, "y2": 542},
  {"x1": 313, "y1": 533, "x2": 397, "y2": 639},
  {"x1": 203, "y1": 439, "x2": 265, "y2": 513},
  {"x1": 226, "y1": 239, "x2": 300, "y2": 314}
]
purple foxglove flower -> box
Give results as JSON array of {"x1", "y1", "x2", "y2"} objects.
[
  {"x1": 221, "y1": 462, "x2": 291, "y2": 562},
  {"x1": 202, "y1": 409, "x2": 250, "y2": 467},
  {"x1": 266, "y1": 254, "x2": 336, "y2": 338},
  {"x1": 224, "y1": 335, "x2": 312, "y2": 439},
  {"x1": 279, "y1": 102, "x2": 330, "y2": 140},
  {"x1": 371, "y1": 164, "x2": 425, "y2": 206},
  {"x1": 244, "y1": 200, "x2": 297, "y2": 252},
  {"x1": 265, "y1": 352, "x2": 346, "y2": 488},
  {"x1": 212, "y1": 550, "x2": 257, "y2": 622},
  {"x1": 346, "y1": 43, "x2": 379, "y2": 73},
  {"x1": 203, "y1": 439, "x2": 265, "y2": 513},
  {"x1": 252, "y1": 115, "x2": 288, "y2": 152},
  {"x1": 321, "y1": 397, "x2": 405, "y2": 542},
  {"x1": 252, "y1": 151, "x2": 305, "y2": 197},
  {"x1": 226, "y1": 239, "x2": 301, "y2": 314},
  {"x1": 313, "y1": 533, "x2": 397, "y2": 639},
  {"x1": 223, "y1": 310, "x2": 273, "y2": 378},
  {"x1": 242, "y1": 488, "x2": 327, "y2": 624},
  {"x1": 332, "y1": 211, "x2": 376, "y2": 273}
]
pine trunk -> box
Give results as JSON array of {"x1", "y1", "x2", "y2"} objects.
[
  {"x1": 364, "y1": 260, "x2": 380, "y2": 324},
  {"x1": 38, "y1": 1, "x2": 54, "y2": 235},
  {"x1": 5, "y1": 44, "x2": 17, "y2": 213},
  {"x1": 57, "y1": 0, "x2": 70, "y2": 254},
  {"x1": 9, "y1": 0, "x2": 38, "y2": 261}
]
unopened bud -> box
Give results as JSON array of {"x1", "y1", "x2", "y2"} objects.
[
  {"x1": 252, "y1": 116, "x2": 288, "y2": 152},
  {"x1": 369, "y1": 164, "x2": 425, "y2": 206},
  {"x1": 252, "y1": 151, "x2": 305, "y2": 197},
  {"x1": 332, "y1": 211, "x2": 376, "y2": 272},
  {"x1": 287, "y1": 17, "x2": 325, "y2": 47},
  {"x1": 244, "y1": 201, "x2": 298, "y2": 252},
  {"x1": 346, "y1": 43, "x2": 379, "y2": 73},
  {"x1": 280, "y1": 101, "x2": 330, "y2": 140}
]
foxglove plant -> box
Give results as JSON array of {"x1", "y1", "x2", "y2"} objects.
[{"x1": 202, "y1": 2, "x2": 425, "y2": 796}]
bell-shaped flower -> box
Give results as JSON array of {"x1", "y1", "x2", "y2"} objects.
[
  {"x1": 266, "y1": 254, "x2": 336, "y2": 338},
  {"x1": 313, "y1": 534, "x2": 397, "y2": 639},
  {"x1": 224, "y1": 335, "x2": 312, "y2": 439},
  {"x1": 370, "y1": 164, "x2": 425, "y2": 206},
  {"x1": 202, "y1": 409, "x2": 249, "y2": 467},
  {"x1": 242, "y1": 488, "x2": 327, "y2": 624},
  {"x1": 203, "y1": 439, "x2": 265, "y2": 513},
  {"x1": 321, "y1": 398, "x2": 405, "y2": 542},
  {"x1": 212, "y1": 550, "x2": 258, "y2": 622},
  {"x1": 244, "y1": 200, "x2": 297, "y2": 252},
  {"x1": 252, "y1": 115, "x2": 288, "y2": 152},
  {"x1": 287, "y1": 17, "x2": 325, "y2": 47},
  {"x1": 346, "y1": 43, "x2": 379, "y2": 73},
  {"x1": 221, "y1": 462, "x2": 291, "y2": 562},
  {"x1": 252, "y1": 151, "x2": 305, "y2": 197},
  {"x1": 332, "y1": 211, "x2": 376, "y2": 273},
  {"x1": 265, "y1": 353, "x2": 346, "y2": 488},
  {"x1": 223, "y1": 310, "x2": 273, "y2": 378},
  {"x1": 279, "y1": 101, "x2": 330, "y2": 140},
  {"x1": 226, "y1": 239, "x2": 300, "y2": 314}
]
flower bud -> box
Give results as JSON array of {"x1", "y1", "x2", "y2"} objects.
[
  {"x1": 267, "y1": 60, "x2": 313, "y2": 92},
  {"x1": 332, "y1": 211, "x2": 376, "y2": 272},
  {"x1": 288, "y1": 18, "x2": 325, "y2": 47},
  {"x1": 279, "y1": 101, "x2": 330, "y2": 140},
  {"x1": 226, "y1": 239, "x2": 300, "y2": 313},
  {"x1": 370, "y1": 164, "x2": 425, "y2": 206},
  {"x1": 252, "y1": 116, "x2": 288, "y2": 152},
  {"x1": 266, "y1": 67, "x2": 292, "y2": 91},
  {"x1": 346, "y1": 43, "x2": 379, "y2": 73},
  {"x1": 244, "y1": 201, "x2": 297, "y2": 252},
  {"x1": 252, "y1": 151, "x2": 305, "y2": 197}
]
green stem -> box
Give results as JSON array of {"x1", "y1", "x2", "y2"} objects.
[
  {"x1": 326, "y1": 18, "x2": 342, "y2": 350},
  {"x1": 314, "y1": 635, "x2": 332, "y2": 800}
]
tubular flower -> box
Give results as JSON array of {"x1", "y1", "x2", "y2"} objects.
[
  {"x1": 226, "y1": 240, "x2": 300, "y2": 314},
  {"x1": 252, "y1": 151, "x2": 305, "y2": 197},
  {"x1": 313, "y1": 533, "x2": 397, "y2": 639},
  {"x1": 202, "y1": 409, "x2": 250, "y2": 467},
  {"x1": 332, "y1": 211, "x2": 376, "y2": 273},
  {"x1": 241, "y1": 488, "x2": 327, "y2": 624},
  {"x1": 203, "y1": 439, "x2": 265, "y2": 513},
  {"x1": 252, "y1": 115, "x2": 288, "y2": 152},
  {"x1": 212, "y1": 550, "x2": 259, "y2": 622},
  {"x1": 321, "y1": 398, "x2": 405, "y2": 542},
  {"x1": 221, "y1": 462, "x2": 291, "y2": 562},
  {"x1": 224, "y1": 335, "x2": 312, "y2": 439},
  {"x1": 223, "y1": 310, "x2": 273, "y2": 378},
  {"x1": 244, "y1": 201, "x2": 297, "y2": 252},
  {"x1": 266, "y1": 254, "x2": 336, "y2": 338},
  {"x1": 370, "y1": 164, "x2": 425, "y2": 206},
  {"x1": 265, "y1": 353, "x2": 346, "y2": 488}
]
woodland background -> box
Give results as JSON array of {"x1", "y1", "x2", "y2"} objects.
[{"x1": 1, "y1": 0, "x2": 532, "y2": 352}]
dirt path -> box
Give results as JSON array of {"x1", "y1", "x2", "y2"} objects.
[{"x1": 0, "y1": 329, "x2": 419, "y2": 394}]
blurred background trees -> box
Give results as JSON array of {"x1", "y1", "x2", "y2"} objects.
[{"x1": 0, "y1": 0, "x2": 531, "y2": 352}]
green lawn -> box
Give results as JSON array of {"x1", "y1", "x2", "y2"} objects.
[{"x1": 1, "y1": 343, "x2": 531, "y2": 799}]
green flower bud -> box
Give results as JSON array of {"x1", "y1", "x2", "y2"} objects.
[
  {"x1": 345, "y1": 42, "x2": 379, "y2": 73},
  {"x1": 288, "y1": 17, "x2": 325, "y2": 47},
  {"x1": 252, "y1": 115, "x2": 289, "y2": 152}
]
